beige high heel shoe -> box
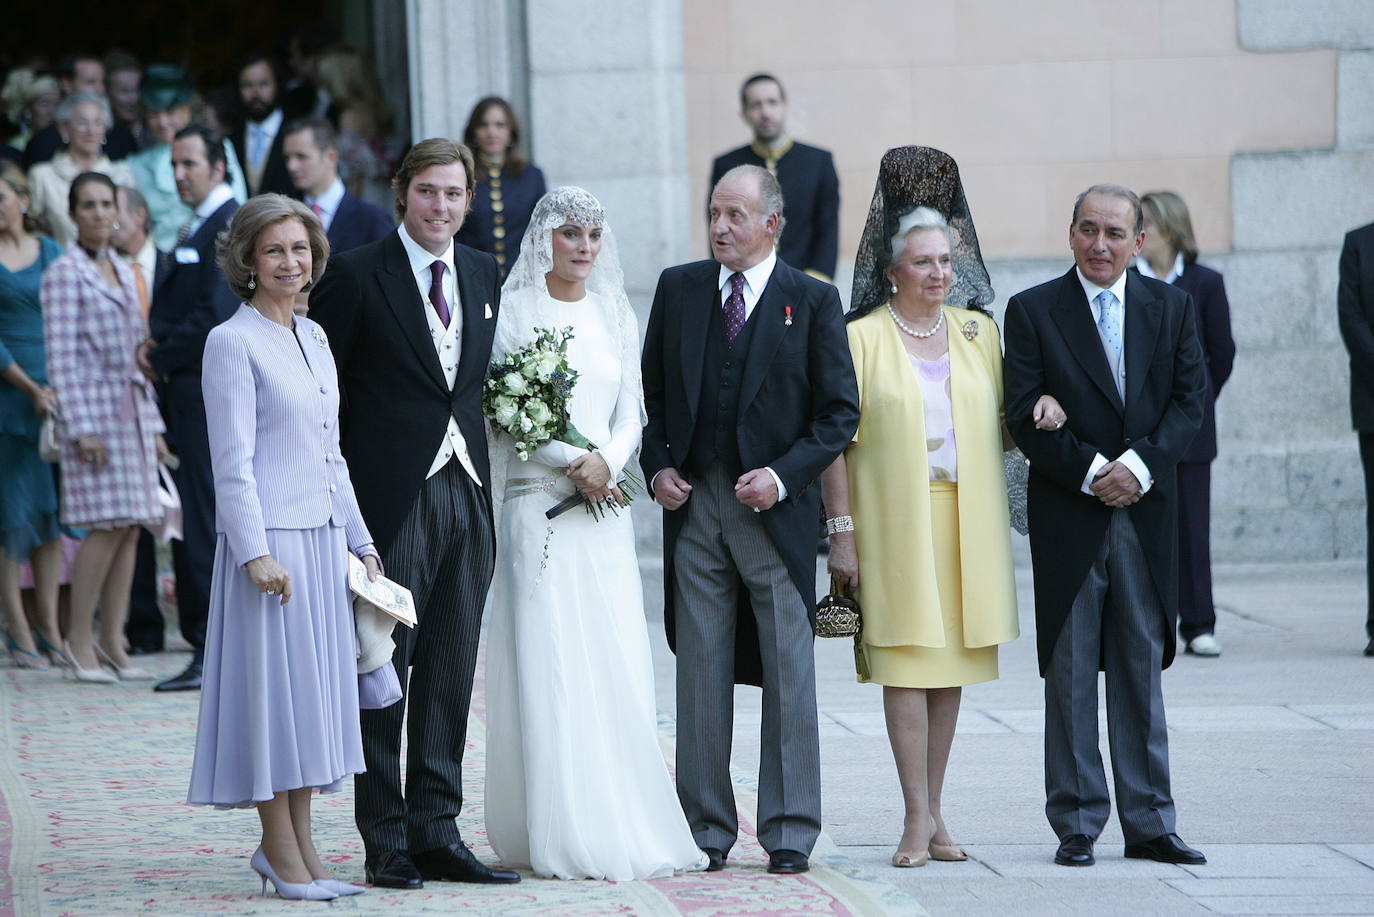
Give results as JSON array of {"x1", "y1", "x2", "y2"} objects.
[
  {"x1": 63, "y1": 641, "x2": 117, "y2": 684},
  {"x1": 891, "y1": 849, "x2": 929, "y2": 868},
  {"x1": 94, "y1": 644, "x2": 155, "y2": 681},
  {"x1": 929, "y1": 842, "x2": 968, "y2": 862}
]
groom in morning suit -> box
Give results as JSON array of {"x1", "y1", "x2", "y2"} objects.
[
  {"x1": 309, "y1": 139, "x2": 519, "y2": 889},
  {"x1": 1003, "y1": 184, "x2": 1207, "y2": 868},
  {"x1": 642, "y1": 165, "x2": 859, "y2": 875}
]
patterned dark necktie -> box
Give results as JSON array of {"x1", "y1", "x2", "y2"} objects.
[
  {"x1": 429, "y1": 260, "x2": 452, "y2": 328},
  {"x1": 723, "y1": 272, "x2": 746, "y2": 343}
]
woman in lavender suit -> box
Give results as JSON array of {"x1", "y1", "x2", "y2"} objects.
[{"x1": 187, "y1": 194, "x2": 381, "y2": 901}]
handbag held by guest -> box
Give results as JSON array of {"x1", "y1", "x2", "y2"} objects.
[{"x1": 816, "y1": 577, "x2": 862, "y2": 638}]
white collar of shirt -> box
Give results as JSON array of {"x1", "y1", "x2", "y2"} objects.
[
  {"x1": 194, "y1": 183, "x2": 235, "y2": 222},
  {"x1": 398, "y1": 223, "x2": 456, "y2": 287},
  {"x1": 308, "y1": 177, "x2": 346, "y2": 220},
  {"x1": 1077, "y1": 266, "x2": 1129, "y2": 321},
  {"x1": 308, "y1": 178, "x2": 346, "y2": 230},
  {"x1": 134, "y1": 237, "x2": 157, "y2": 277},
  {"x1": 1133, "y1": 253, "x2": 1185, "y2": 284},
  {"x1": 249, "y1": 107, "x2": 284, "y2": 140},
  {"x1": 718, "y1": 248, "x2": 777, "y2": 320}
]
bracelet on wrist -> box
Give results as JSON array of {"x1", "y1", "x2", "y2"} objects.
[{"x1": 825, "y1": 515, "x2": 855, "y2": 535}]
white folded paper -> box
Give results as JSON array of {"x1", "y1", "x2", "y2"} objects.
[{"x1": 347, "y1": 554, "x2": 417, "y2": 628}]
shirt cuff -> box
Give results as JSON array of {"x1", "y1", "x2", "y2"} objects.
[
  {"x1": 764, "y1": 466, "x2": 788, "y2": 502},
  {"x1": 1081, "y1": 452, "x2": 1109, "y2": 495},
  {"x1": 1116, "y1": 449, "x2": 1153, "y2": 494},
  {"x1": 353, "y1": 544, "x2": 383, "y2": 574}
]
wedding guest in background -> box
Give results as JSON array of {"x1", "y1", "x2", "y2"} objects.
[
  {"x1": 24, "y1": 52, "x2": 141, "y2": 168},
  {"x1": 1136, "y1": 190, "x2": 1235, "y2": 658},
  {"x1": 27, "y1": 92, "x2": 134, "y2": 245},
  {"x1": 103, "y1": 51, "x2": 144, "y2": 151},
  {"x1": 187, "y1": 194, "x2": 378, "y2": 900},
  {"x1": 230, "y1": 55, "x2": 293, "y2": 197},
  {"x1": 709, "y1": 73, "x2": 838, "y2": 282},
  {"x1": 283, "y1": 118, "x2": 391, "y2": 255},
  {"x1": 1, "y1": 71, "x2": 60, "y2": 163},
  {"x1": 1004, "y1": 183, "x2": 1206, "y2": 869},
  {"x1": 822, "y1": 147, "x2": 1052, "y2": 868},
  {"x1": 143, "y1": 126, "x2": 240, "y2": 692},
  {"x1": 284, "y1": 21, "x2": 340, "y2": 119},
  {"x1": 42, "y1": 172, "x2": 164, "y2": 683},
  {"x1": 125, "y1": 65, "x2": 248, "y2": 253},
  {"x1": 111, "y1": 183, "x2": 165, "y2": 655},
  {"x1": 315, "y1": 46, "x2": 393, "y2": 204},
  {"x1": 456, "y1": 97, "x2": 545, "y2": 281},
  {"x1": 0, "y1": 164, "x2": 64, "y2": 669},
  {"x1": 1338, "y1": 217, "x2": 1374, "y2": 658}
]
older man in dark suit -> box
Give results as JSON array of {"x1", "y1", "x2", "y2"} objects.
[
  {"x1": 642, "y1": 164, "x2": 858, "y2": 875},
  {"x1": 283, "y1": 117, "x2": 392, "y2": 255},
  {"x1": 310, "y1": 138, "x2": 517, "y2": 891},
  {"x1": 1337, "y1": 219, "x2": 1374, "y2": 658},
  {"x1": 709, "y1": 74, "x2": 839, "y2": 282},
  {"x1": 141, "y1": 126, "x2": 240, "y2": 692},
  {"x1": 230, "y1": 55, "x2": 294, "y2": 197},
  {"x1": 1004, "y1": 184, "x2": 1207, "y2": 868}
]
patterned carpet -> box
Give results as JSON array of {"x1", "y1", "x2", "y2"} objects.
[{"x1": 0, "y1": 646, "x2": 921, "y2": 916}]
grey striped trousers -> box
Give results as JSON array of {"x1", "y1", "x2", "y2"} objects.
[
  {"x1": 672, "y1": 463, "x2": 822, "y2": 856},
  {"x1": 1044, "y1": 507, "x2": 1176, "y2": 844},
  {"x1": 354, "y1": 458, "x2": 494, "y2": 855}
]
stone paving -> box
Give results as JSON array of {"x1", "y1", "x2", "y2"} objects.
[{"x1": 643, "y1": 555, "x2": 1374, "y2": 917}]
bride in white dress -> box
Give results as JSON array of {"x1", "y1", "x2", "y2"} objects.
[{"x1": 484, "y1": 187, "x2": 707, "y2": 881}]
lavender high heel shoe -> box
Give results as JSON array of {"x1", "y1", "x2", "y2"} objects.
[
  {"x1": 250, "y1": 847, "x2": 337, "y2": 900},
  {"x1": 314, "y1": 878, "x2": 366, "y2": 896}
]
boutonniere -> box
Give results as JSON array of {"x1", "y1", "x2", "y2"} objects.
[
  {"x1": 961, "y1": 320, "x2": 979, "y2": 341},
  {"x1": 784, "y1": 305, "x2": 793, "y2": 327},
  {"x1": 311, "y1": 325, "x2": 329, "y2": 348}
]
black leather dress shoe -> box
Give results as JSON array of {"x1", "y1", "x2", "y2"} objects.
[
  {"x1": 1124, "y1": 833, "x2": 1206, "y2": 865},
  {"x1": 701, "y1": 847, "x2": 726, "y2": 872},
  {"x1": 154, "y1": 660, "x2": 202, "y2": 692},
  {"x1": 414, "y1": 843, "x2": 520, "y2": 884},
  {"x1": 365, "y1": 849, "x2": 423, "y2": 889},
  {"x1": 1364, "y1": 637, "x2": 1374, "y2": 657},
  {"x1": 1054, "y1": 834, "x2": 1095, "y2": 866},
  {"x1": 127, "y1": 644, "x2": 162, "y2": 656},
  {"x1": 767, "y1": 849, "x2": 810, "y2": 874}
]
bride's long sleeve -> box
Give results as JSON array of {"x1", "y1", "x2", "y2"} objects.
[{"x1": 595, "y1": 312, "x2": 645, "y2": 482}]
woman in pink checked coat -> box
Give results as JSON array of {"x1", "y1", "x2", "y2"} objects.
[{"x1": 41, "y1": 172, "x2": 165, "y2": 683}]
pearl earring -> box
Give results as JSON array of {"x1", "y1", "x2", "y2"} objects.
[
  {"x1": 890, "y1": 283, "x2": 898, "y2": 295},
  {"x1": 248, "y1": 273, "x2": 256, "y2": 290}
]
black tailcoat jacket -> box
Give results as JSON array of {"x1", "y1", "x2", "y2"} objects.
[
  {"x1": 1003, "y1": 267, "x2": 1205, "y2": 674},
  {"x1": 641, "y1": 257, "x2": 859, "y2": 685},
  {"x1": 309, "y1": 231, "x2": 501, "y2": 555}
]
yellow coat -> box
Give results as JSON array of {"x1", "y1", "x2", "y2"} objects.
[{"x1": 845, "y1": 307, "x2": 1019, "y2": 648}]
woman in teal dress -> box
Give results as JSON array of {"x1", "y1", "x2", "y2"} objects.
[{"x1": 0, "y1": 164, "x2": 63, "y2": 668}]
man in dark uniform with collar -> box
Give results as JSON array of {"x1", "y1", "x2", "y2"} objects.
[{"x1": 709, "y1": 73, "x2": 839, "y2": 283}]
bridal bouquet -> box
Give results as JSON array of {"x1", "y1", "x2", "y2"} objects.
[{"x1": 484, "y1": 326, "x2": 642, "y2": 520}]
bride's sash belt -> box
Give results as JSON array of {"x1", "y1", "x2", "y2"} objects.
[{"x1": 505, "y1": 474, "x2": 564, "y2": 501}]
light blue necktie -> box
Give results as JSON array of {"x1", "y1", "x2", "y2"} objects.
[
  {"x1": 1096, "y1": 289, "x2": 1123, "y2": 395},
  {"x1": 250, "y1": 125, "x2": 268, "y2": 169}
]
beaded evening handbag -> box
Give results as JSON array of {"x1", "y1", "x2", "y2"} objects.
[{"x1": 815, "y1": 577, "x2": 862, "y2": 638}]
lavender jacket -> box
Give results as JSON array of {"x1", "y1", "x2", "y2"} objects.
[{"x1": 202, "y1": 304, "x2": 374, "y2": 565}]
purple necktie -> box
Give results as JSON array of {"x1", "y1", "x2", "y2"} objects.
[
  {"x1": 723, "y1": 272, "x2": 746, "y2": 342},
  {"x1": 428, "y1": 260, "x2": 451, "y2": 328}
]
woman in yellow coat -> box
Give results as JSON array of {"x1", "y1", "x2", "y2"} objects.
[{"x1": 822, "y1": 149, "x2": 1064, "y2": 869}]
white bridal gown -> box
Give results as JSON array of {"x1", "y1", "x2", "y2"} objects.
[{"x1": 484, "y1": 288, "x2": 707, "y2": 880}]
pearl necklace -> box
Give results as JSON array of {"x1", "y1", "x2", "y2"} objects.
[{"x1": 888, "y1": 304, "x2": 945, "y2": 339}]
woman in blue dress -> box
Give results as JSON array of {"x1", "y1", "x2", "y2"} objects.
[{"x1": 0, "y1": 164, "x2": 63, "y2": 669}]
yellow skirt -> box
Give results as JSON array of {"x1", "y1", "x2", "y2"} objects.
[{"x1": 859, "y1": 482, "x2": 999, "y2": 688}]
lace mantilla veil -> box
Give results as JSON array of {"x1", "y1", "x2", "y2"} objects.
[
  {"x1": 850, "y1": 146, "x2": 995, "y2": 318},
  {"x1": 487, "y1": 187, "x2": 646, "y2": 502}
]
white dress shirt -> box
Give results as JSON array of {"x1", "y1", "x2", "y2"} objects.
[
  {"x1": 182, "y1": 183, "x2": 235, "y2": 241},
  {"x1": 306, "y1": 177, "x2": 346, "y2": 232},
  {"x1": 395, "y1": 225, "x2": 480, "y2": 485},
  {"x1": 247, "y1": 107, "x2": 284, "y2": 170},
  {"x1": 130, "y1": 237, "x2": 157, "y2": 294},
  {"x1": 1134, "y1": 252, "x2": 1185, "y2": 284},
  {"x1": 1076, "y1": 268, "x2": 1152, "y2": 496}
]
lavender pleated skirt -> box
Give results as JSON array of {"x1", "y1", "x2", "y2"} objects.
[{"x1": 188, "y1": 524, "x2": 365, "y2": 808}]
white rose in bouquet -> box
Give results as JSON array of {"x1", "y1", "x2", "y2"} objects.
[
  {"x1": 519, "y1": 412, "x2": 534, "y2": 433},
  {"x1": 526, "y1": 399, "x2": 552, "y2": 425},
  {"x1": 502, "y1": 372, "x2": 528, "y2": 396},
  {"x1": 492, "y1": 395, "x2": 518, "y2": 427},
  {"x1": 533, "y1": 350, "x2": 562, "y2": 381}
]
